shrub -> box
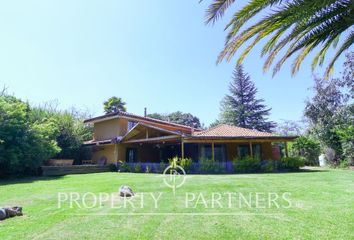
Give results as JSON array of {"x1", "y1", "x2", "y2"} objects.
[
  {"x1": 339, "y1": 160, "x2": 350, "y2": 169},
  {"x1": 158, "y1": 162, "x2": 167, "y2": 173},
  {"x1": 109, "y1": 164, "x2": 117, "y2": 172},
  {"x1": 198, "y1": 158, "x2": 224, "y2": 174},
  {"x1": 199, "y1": 158, "x2": 215, "y2": 173},
  {"x1": 233, "y1": 156, "x2": 261, "y2": 173},
  {"x1": 280, "y1": 157, "x2": 305, "y2": 171},
  {"x1": 167, "y1": 157, "x2": 192, "y2": 173},
  {"x1": 118, "y1": 161, "x2": 130, "y2": 172},
  {"x1": 260, "y1": 160, "x2": 275, "y2": 173},
  {"x1": 179, "y1": 158, "x2": 192, "y2": 172},
  {"x1": 291, "y1": 136, "x2": 321, "y2": 166},
  {"x1": 133, "y1": 163, "x2": 142, "y2": 173}
]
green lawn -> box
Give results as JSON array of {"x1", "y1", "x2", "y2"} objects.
[{"x1": 0, "y1": 168, "x2": 353, "y2": 240}]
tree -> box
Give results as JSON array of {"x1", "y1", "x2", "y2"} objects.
[
  {"x1": 219, "y1": 64, "x2": 276, "y2": 131},
  {"x1": 276, "y1": 119, "x2": 306, "y2": 136},
  {"x1": 304, "y1": 52, "x2": 354, "y2": 165},
  {"x1": 146, "y1": 113, "x2": 167, "y2": 121},
  {"x1": 147, "y1": 111, "x2": 202, "y2": 129},
  {"x1": 31, "y1": 106, "x2": 93, "y2": 163},
  {"x1": 291, "y1": 136, "x2": 321, "y2": 166},
  {"x1": 168, "y1": 111, "x2": 202, "y2": 129},
  {"x1": 0, "y1": 96, "x2": 60, "y2": 176},
  {"x1": 204, "y1": 0, "x2": 354, "y2": 77},
  {"x1": 103, "y1": 97, "x2": 126, "y2": 114}
]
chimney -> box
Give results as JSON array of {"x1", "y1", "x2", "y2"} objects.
[{"x1": 144, "y1": 107, "x2": 147, "y2": 117}]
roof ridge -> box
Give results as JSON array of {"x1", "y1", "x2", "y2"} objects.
[{"x1": 118, "y1": 111, "x2": 195, "y2": 129}]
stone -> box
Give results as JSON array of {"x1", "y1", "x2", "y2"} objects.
[
  {"x1": 119, "y1": 186, "x2": 134, "y2": 197},
  {"x1": 0, "y1": 206, "x2": 23, "y2": 221},
  {"x1": 0, "y1": 208, "x2": 6, "y2": 220}
]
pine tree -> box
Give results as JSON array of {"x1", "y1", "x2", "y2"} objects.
[{"x1": 220, "y1": 64, "x2": 276, "y2": 132}]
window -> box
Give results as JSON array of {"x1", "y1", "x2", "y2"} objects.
[
  {"x1": 199, "y1": 144, "x2": 212, "y2": 160},
  {"x1": 199, "y1": 144, "x2": 226, "y2": 161},
  {"x1": 126, "y1": 148, "x2": 137, "y2": 162},
  {"x1": 252, "y1": 144, "x2": 262, "y2": 159},
  {"x1": 237, "y1": 144, "x2": 262, "y2": 159},
  {"x1": 214, "y1": 144, "x2": 226, "y2": 161},
  {"x1": 127, "y1": 121, "x2": 137, "y2": 131},
  {"x1": 237, "y1": 145, "x2": 249, "y2": 159}
]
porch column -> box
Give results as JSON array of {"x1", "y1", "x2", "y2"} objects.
[
  {"x1": 114, "y1": 143, "x2": 119, "y2": 166},
  {"x1": 284, "y1": 141, "x2": 289, "y2": 157},
  {"x1": 181, "y1": 139, "x2": 185, "y2": 159},
  {"x1": 212, "y1": 142, "x2": 215, "y2": 161},
  {"x1": 249, "y1": 142, "x2": 253, "y2": 157}
]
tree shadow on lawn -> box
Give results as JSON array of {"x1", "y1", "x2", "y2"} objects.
[{"x1": 0, "y1": 175, "x2": 64, "y2": 186}]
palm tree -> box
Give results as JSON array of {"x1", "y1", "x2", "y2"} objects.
[
  {"x1": 204, "y1": 0, "x2": 354, "y2": 77},
  {"x1": 103, "y1": 96, "x2": 127, "y2": 114}
]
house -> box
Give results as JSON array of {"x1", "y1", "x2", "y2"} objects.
[{"x1": 83, "y1": 111, "x2": 297, "y2": 165}]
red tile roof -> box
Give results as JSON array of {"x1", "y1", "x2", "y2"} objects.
[
  {"x1": 83, "y1": 111, "x2": 194, "y2": 131},
  {"x1": 192, "y1": 124, "x2": 276, "y2": 138}
]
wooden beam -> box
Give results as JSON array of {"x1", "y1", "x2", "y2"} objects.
[
  {"x1": 249, "y1": 142, "x2": 253, "y2": 157},
  {"x1": 181, "y1": 140, "x2": 185, "y2": 159},
  {"x1": 183, "y1": 138, "x2": 295, "y2": 144},
  {"x1": 212, "y1": 142, "x2": 215, "y2": 161},
  {"x1": 146, "y1": 129, "x2": 149, "y2": 139},
  {"x1": 122, "y1": 135, "x2": 180, "y2": 144},
  {"x1": 285, "y1": 141, "x2": 289, "y2": 157}
]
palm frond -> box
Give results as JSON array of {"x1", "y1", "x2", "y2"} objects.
[
  {"x1": 205, "y1": 0, "x2": 236, "y2": 25},
  {"x1": 205, "y1": 0, "x2": 354, "y2": 76},
  {"x1": 325, "y1": 31, "x2": 354, "y2": 77}
]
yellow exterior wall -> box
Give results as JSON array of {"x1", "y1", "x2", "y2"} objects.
[
  {"x1": 92, "y1": 144, "x2": 116, "y2": 164},
  {"x1": 93, "y1": 118, "x2": 129, "y2": 141}
]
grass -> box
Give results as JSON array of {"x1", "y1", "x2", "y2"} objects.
[{"x1": 0, "y1": 168, "x2": 353, "y2": 240}]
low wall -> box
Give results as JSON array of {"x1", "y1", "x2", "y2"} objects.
[
  {"x1": 41, "y1": 165, "x2": 111, "y2": 176},
  {"x1": 47, "y1": 159, "x2": 74, "y2": 166}
]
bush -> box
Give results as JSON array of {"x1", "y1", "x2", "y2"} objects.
[
  {"x1": 0, "y1": 96, "x2": 61, "y2": 176},
  {"x1": 233, "y1": 156, "x2": 261, "y2": 173},
  {"x1": 291, "y1": 136, "x2": 321, "y2": 166},
  {"x1": 198, "y1": 158, "x2": 224, "y2": 174},
  {"x1": 109, "y1": 164, "x2": 117, "y2": 172},
  {"x1": 260, "y1": 160, "x2": 275, "y2": 173},
  {"x1": 133, "y1": 163, "x2": 142, "y2": 173},
  {"x1": 338, "y1": 160, "x2": 350, "y2": 169},
  {"x1": 158, "y1": 162, "x2": 167, "y2": 173},
  {"x1": 280, "y1": 157, "x2": 305, "y2": 171},
  {"x1": 118, "y1": 161, "x2": 130, "y2": 172},
  {"x1": 179, "y1": 158, "x2": 192, "y2": 172},
  {"x1": 168, "y1": 157, "x2": 192, "y2": 173}
]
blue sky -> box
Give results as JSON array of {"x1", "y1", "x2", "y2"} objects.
[{"x1": 0, "y1": 0, "x2": 347, "y2": 126}]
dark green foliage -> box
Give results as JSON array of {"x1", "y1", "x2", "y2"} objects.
[
  {"x1": 109, "y1": 164, "x2": 118, "y2": 172},
  {"x1": 0, "y1": 96, "x2": 60, "y2": 176},
  {"x1": 220, "y1": 64, "x2": 276, "y2": 132},
  {"x1": 305, "y1": 75, "x2": 353, "y2": 164},
  {"x1": 30, "y1": 107, "x2": 93, "y2": 163},
  {"x1": 335, "y1": 111, "x2": 354, "y2": 166},
  {"x1": 280, "y1": 157, "x2": 305, "y2": 171},
  {"x1": 291, "y1": 136, "x2": 321, "y2": 166},
  {"x1": 103, "y1": 96, "x2": 126, "y2": 114},
  {"x1": 147, "y1": 111, "x2": 202, "y2": 128},
  {"x1": 168, "y1": 157, "x2": 192, "y2": 173},
  {"x1": 158, "y1": 161, "x2": 166, "y2": 173},
  {"x1": 198, "y1": 158, "x2": 224, "y2": 174},
  {"x1": 204, "y1": 0, "x2": 354, "y2": 77},
  {"x1": 133, "y1": 163, "x2": 142, "y2": 173},
  {"x1": 118, "y1": 161, "x2": 130, "y2": 172},
  {"x1": 232, "y1": 156, "x2": 261, "y2": 173},
  {"x1": 0, "y1": 94, "x2": 93, "y2": 176}
]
